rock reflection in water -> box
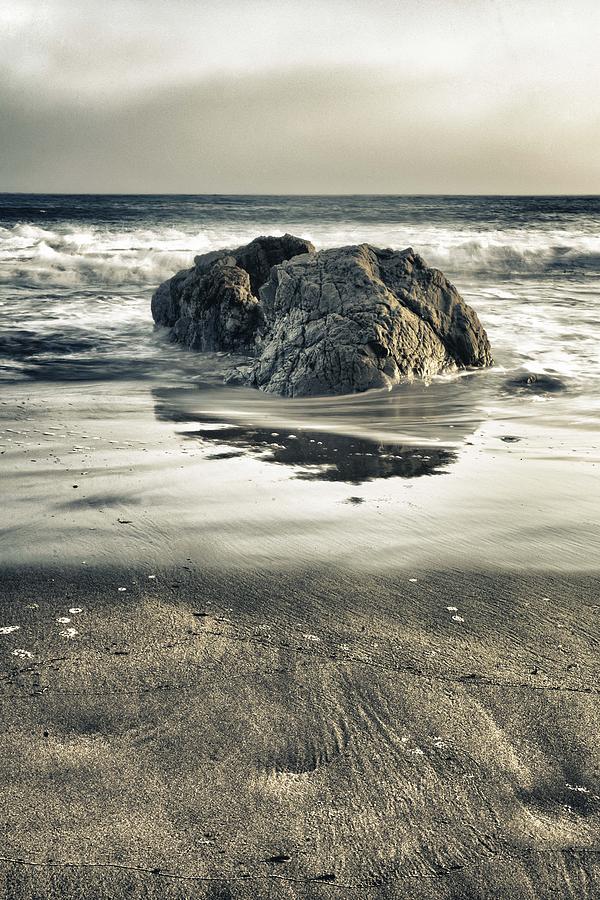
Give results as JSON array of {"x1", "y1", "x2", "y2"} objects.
[
  {"x1": 179, "y1": 419, "x2": 457, "y2": 484},
  {"x1": 151, "y1": 384, "x2": 465, "y2": 484}
]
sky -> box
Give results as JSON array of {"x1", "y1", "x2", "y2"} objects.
[{"x1": 1, "y1": 0, "x2": 599, "y2": 194}]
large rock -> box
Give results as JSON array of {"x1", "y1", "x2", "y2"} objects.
[
  {"x1": 247, "y1": 244, "x2": 492, "y2": 396},
  {"x1": 151, "y1": 234, "x2": 315, "y2": 352},
  {"x1": 152, "y1": 238, "x2": 492, "y2": 396}
]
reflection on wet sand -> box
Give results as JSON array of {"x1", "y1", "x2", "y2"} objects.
[
  {"x1": 151, "y1": 385, "x2": 466, "y2": 484},
  {"x1": 152, "y1": 375, "x2": 489, "y2": 442},
  {"x1": 181, "y1": 420, "x2": 456, "y2": 484}
]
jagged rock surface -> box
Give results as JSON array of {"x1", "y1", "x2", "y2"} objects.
[
  {"x1": 248, "y1": 244, "x2": 492, "y2": 396},
  {"x1": 151, "y1": 234, "x2": 315, "y2": 352},
  {"x1": 152, "y1": 238, "x2": 492, "y2": 396}
]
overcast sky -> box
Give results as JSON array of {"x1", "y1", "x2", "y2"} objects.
[{"x1": 1, "y1": 0, "x2": 599, "y2": 194}]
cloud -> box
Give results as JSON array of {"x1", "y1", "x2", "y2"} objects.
[
  {"x1": 0, "y1": 0, "x2": 469, "y2": 99},
  {"x1": 1, "y1": 0, "x2": 599, "y2": 192}
]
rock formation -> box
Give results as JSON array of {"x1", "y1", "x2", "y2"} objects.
[
  {"x1": 503, "y1": 371, "x2": 567, "y2": 394},
  {"x1": 151, "y1": 234, "x2": 315, "y2": 353},
  {"x1": 152, "y1": 236, "x2": 492, "y2": 396}
]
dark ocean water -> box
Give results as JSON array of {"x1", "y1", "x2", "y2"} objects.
[
  {"x1": 0, "y1": 193, "x2": 599, "y2": 426},
  {"x1": 2, "y1": 192, "x2": 599, "y2": 236}
]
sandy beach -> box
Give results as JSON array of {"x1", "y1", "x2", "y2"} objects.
[
  {"x1": 2, "y1": 563, "x2": 599, "y2": 898},
  {"x1": 1, "y1": 190, "x2": 599, "y2": 899},
  {"x1": 1, "y1": 372, "x2": 599, "y2": 898},
  {"x1": 1, "y1": 0, "x2": 599, "y2": 890}
]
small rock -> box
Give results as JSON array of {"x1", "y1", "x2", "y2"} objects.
[{"x1": 266, "y1": 854, "x2": 291, "y2": 864}]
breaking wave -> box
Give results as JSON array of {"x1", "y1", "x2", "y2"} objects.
[{"x1": 1, "y1": 220, "x2": 599, "y2": 287}]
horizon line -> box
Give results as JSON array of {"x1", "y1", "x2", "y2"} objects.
[{"x1": 1, "y1": 191, "x2": 599, "y2": 199}]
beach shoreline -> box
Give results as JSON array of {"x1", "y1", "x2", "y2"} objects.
[
  {"x1": 1, "y1": 192, "x2": 599, "y2": 898},
  {"x1": 1, "y1": 377, "x2": 598, "y2": 575}
]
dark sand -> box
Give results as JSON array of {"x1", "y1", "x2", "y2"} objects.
[{"x1": 1, "y1": 563, "x2": 599, "y2": 899}]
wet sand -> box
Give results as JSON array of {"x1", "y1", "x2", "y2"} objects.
[
  {"x1": 1, "y1": 378, "x2": 598, "y2": 574},
  {"x1": 1, "y1": 564, "x2": 599, "y2": 899},
  {"x1": 1, "y1": 379, "x2": 599, "y2": 898}
]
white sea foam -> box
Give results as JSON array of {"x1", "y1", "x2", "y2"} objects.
[
  {"x1": 1, "y1": 220, "x2": 599, "y2": 287},
  {"x1": 0, "y1": 222, "x2": 196, "y2": 287}
]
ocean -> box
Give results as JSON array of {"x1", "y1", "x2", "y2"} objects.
[
  {"x1": 1, "y1": 194, "x2": 599, "y2": 384},
  {"x1": 1, "y1": 194, "x2": 599, "y2": 572}
]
